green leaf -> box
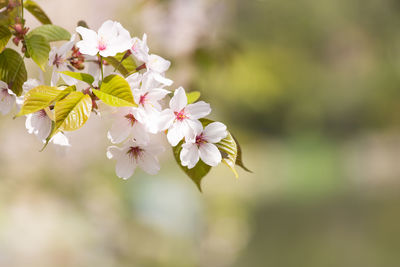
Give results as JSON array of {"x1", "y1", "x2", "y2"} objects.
[
  {"x1": 17, "y1": 85, "x2": 60, "y2": 116},
  {"x1": 232, "y1": 134, "x2": 252, "y2": 173},
  {"x1": 53, "y1": 85, "x2": 76, "y2": 102},
  {"x1": 25, "y1": 34, "x2": 50, "y2": 71},
  {"x1": 0, "y1": 25, "x2": 11, "y2": 52},
  {"x1": 186, "y1": 91, "x2": 200, "y2": 104},
  {"x1": 93, "y1": 74, "x2": 136, "y2": 107},
  {"x1": 0, "y1": 48, "x2": 27, "y2": 96},
  {"x1": 0, "y1": 5, "x2": 18, "y2": 26},
  {"x1": 24, "y1": 0, "x2": 52, "y2": 24},
  {"x1": 16, "y1": 85, "x2": 75, "y2": 116},
  {"x1": 27, "y1": 24, "x2": 71, "y2": 42},
  {"x1": 105, "y1": 52, "x2": 137, "y2": 77},
  {"x1": 59, "y1": 71, "x2": 94, "y2": 85},
  {"x1": 172, "y1": 141, "x2": 211, "y2": 192},
  {"x1": 50, "y1": 91, "x2": 92, "y2": 137}
]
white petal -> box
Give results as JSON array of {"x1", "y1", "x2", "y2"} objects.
[
  {"x1": 76, "y1": 26, "x2": 98, "y2": 56},
  {"x1": 167, "y1": 121, "x2": 185, "y2": 146},
  {"x1": 147, "y1": 54, "x2": 171, "y2": 73},
  {"x1": 169, "y1": 87, "x2": 187, "y2": 112},
  {"x1": 185, "y1": 119, "x2": 203, "y2": 140},
  {"x1": 156, "y1": 109, "x2": 175, "y2": 132},
  {"x1": 59, "y1": 34, "x2": 76, "y2": 55},
  {"x1": 152, "y1": 72, "x2": 173, "y2": 86},
  {"x1": 126, "y1": 72, "x2": 142, "y2": 89},
  {"x1": 115, "y1": 153, "x2": 136, "y2": 179},
  {"x1": 0, "y1": 89, "x2": 15, "y2": 115},
  {"x1": 199, "y1": 143, "x2": 222, "y2": 167},
  {"x1": 203, "y1": 122, "x2": 227, "y2": 143},
  {"x1": 180, "y1": 142, "x2": 199, "y2": 169},
  {"x1": 29, "y1": 110, "x2": 52, "y2": 140},
  {"x1": 51, "y1": 70, "x2": 59, "y2": 87},
  {"x1": 138, "y1": 153, "x2": 160, "y2": 175},
  {"x1": 108, "y1": 112, "x2": 134, "y2": 144},
  {"x1": 51, "y1": 132, "x2": 70, "y2": 147},
  {"x1": 22, "y1": 79, "x2": 40, "y2": 92},
  {"x1": 131, "y1": 123, "x2": 150, "y2": 144},
  {"x1": 97, "y1": 20, "x2": 115, "y2": 39},
  {"x1": 186, "y1": 101, "x2": 211, "y2": 119},
  {"x1": 146, "y1": 88, "x2": 170, "y2": 103}
]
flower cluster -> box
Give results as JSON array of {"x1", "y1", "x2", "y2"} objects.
[{"x1": 0, "y1": 20, "x2": 236, "y2": 184}]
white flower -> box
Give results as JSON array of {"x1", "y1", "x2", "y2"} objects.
[
  {"x1": 48, "y1": 34, "x2": 77, "y2": 86},
  {"x1": 107, "y1": 107, "x2": 149, "y2": 144},
  {"x1": 76, "y1": 20, "x2": 132, "y2": 57},
  {"x1": 0, "y1": 81, "x2": 16, "y2": 115},
  {"x1": 107, "y1": 139, "x2": 164, "y2": 179},
  {"x1": 25, "y1": 110, "x2": 52, "y2": 141},
  {"x1": 158, "y1": 87, "x2": 211, "y2": 146},
  {"x1": 180, "y1": 122, "x2": 227, "y2": 168},
  {"x1": 130, "y1": 34, "x2": 172, "y2": 83},
  {"x1": 130, "y1": 34, "x2": 149, "y2": 63},
  {"x1": 130, "y1": 72, "x2": 171, "y2": 133},
  {"x1": 25, "y1": 109, "x2": 70, "y2": 147},
  {"x1": 132, "y1": 72, "x2": 170, "y2": 113}
]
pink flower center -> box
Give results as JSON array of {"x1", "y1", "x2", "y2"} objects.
[
  {"x1": 127, "y1": 146, "x2": 144, "y2": 160},
  {"x1": 52, "y1": 54, "x2": 63, "y2": 68},
  {"x1": 124, "y1": 113, "x2": 136, "y2": 126},
  {"x1": 97, "y1": 39, "x2": 107, "y2": 51},
  {"x1": 195, "y1": 133, "x2": 206, "y2": 147},
  {"x1": 1, "y1": 89, "x2": 9, "y2": 100},
  {"x1": 139, "y1": 93, "x2": 148, "y2": 106},
  {"x1": 174, "y1": 109, "x2": 187, "y2": 121},
  {"x1": 38, "y1": 109, "x2": 47, "y2": 118}
]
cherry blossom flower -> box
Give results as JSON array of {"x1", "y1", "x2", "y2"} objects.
[
  {"x1": 132, "y1": 72, "x2": 170, "y2": 113},
  {"x1": 129, "y1": 72, "x2": 171, "y2": 133},
  {"x1": 107, "y1": 107, "x2": 149, "y2": 144},
  {"x1": 0, "y1": 81, "x2": 16, "y2": 115},
  {"x1": 107, "y1": 139, "x2": 165, "y2": 179},
  {"x1": 130, "y1": 34, "x2": 172, "y2": 84},
  {"x1": 180, "y1": 122, "x2": 227, "y2": 168},
  {"x1": 158, "y1": 87, "x2": 211, "y2": 146},
  {"x1": 25, "y1": 109, "x2": 70, "y2": 147},
  {"x1": 76, "y1": 20, "x2": 132, "y2": 57},
  {"x1": 48, "y1": 34, "x2": 77, "y2": 86}
]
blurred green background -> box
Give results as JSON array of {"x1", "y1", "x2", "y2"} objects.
[{"x1": 1, "y1": 0, "x2": 400, "y2": 266}]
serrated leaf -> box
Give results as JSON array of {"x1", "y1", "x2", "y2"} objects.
[
  {"x1": 232, "y1": 134, "x2": 252, "y2": 172},
  {"x1": 217, "y1": 131, "x2": 239, "y2": 178},
  {"x1": 105, "y1": 52, "x2": 137, "y2": 77},
  {"x1": 0, "y1": 48, "x2": 27, "y2": 96},
  {"x1": 93, "y1": 74, "x2": 136, "y2": 107},
  {"x1": 186, "y1": 91, "x2": 200, "y2": 104},
  {"x1": 17, "y1": 85, "x2": 60, "y2": 116},
  {"x1": 24, "y1": 0, "x2": 52, "y2": 24},
  {"x1": 25, "y1": 34, "x2": 50, "y2": 70},
  {"x1": 50, "y1": 91, "x2": 92, "y2": 137},
  {"x1": 27, "y1": 24, "x2": 71, "y2": 42},
  {"x1": 172, "y1": 141, "x2": 211, "y2": 192},
  {"x1": 16, "y1": 85, "x2": 75, "y2": 116},
  {"x1": 0, "y1": 25, "x2": 11, "y2": 51},
  {"x1": 59, "y1": 71, "x2": 94, "y2": 85}
]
